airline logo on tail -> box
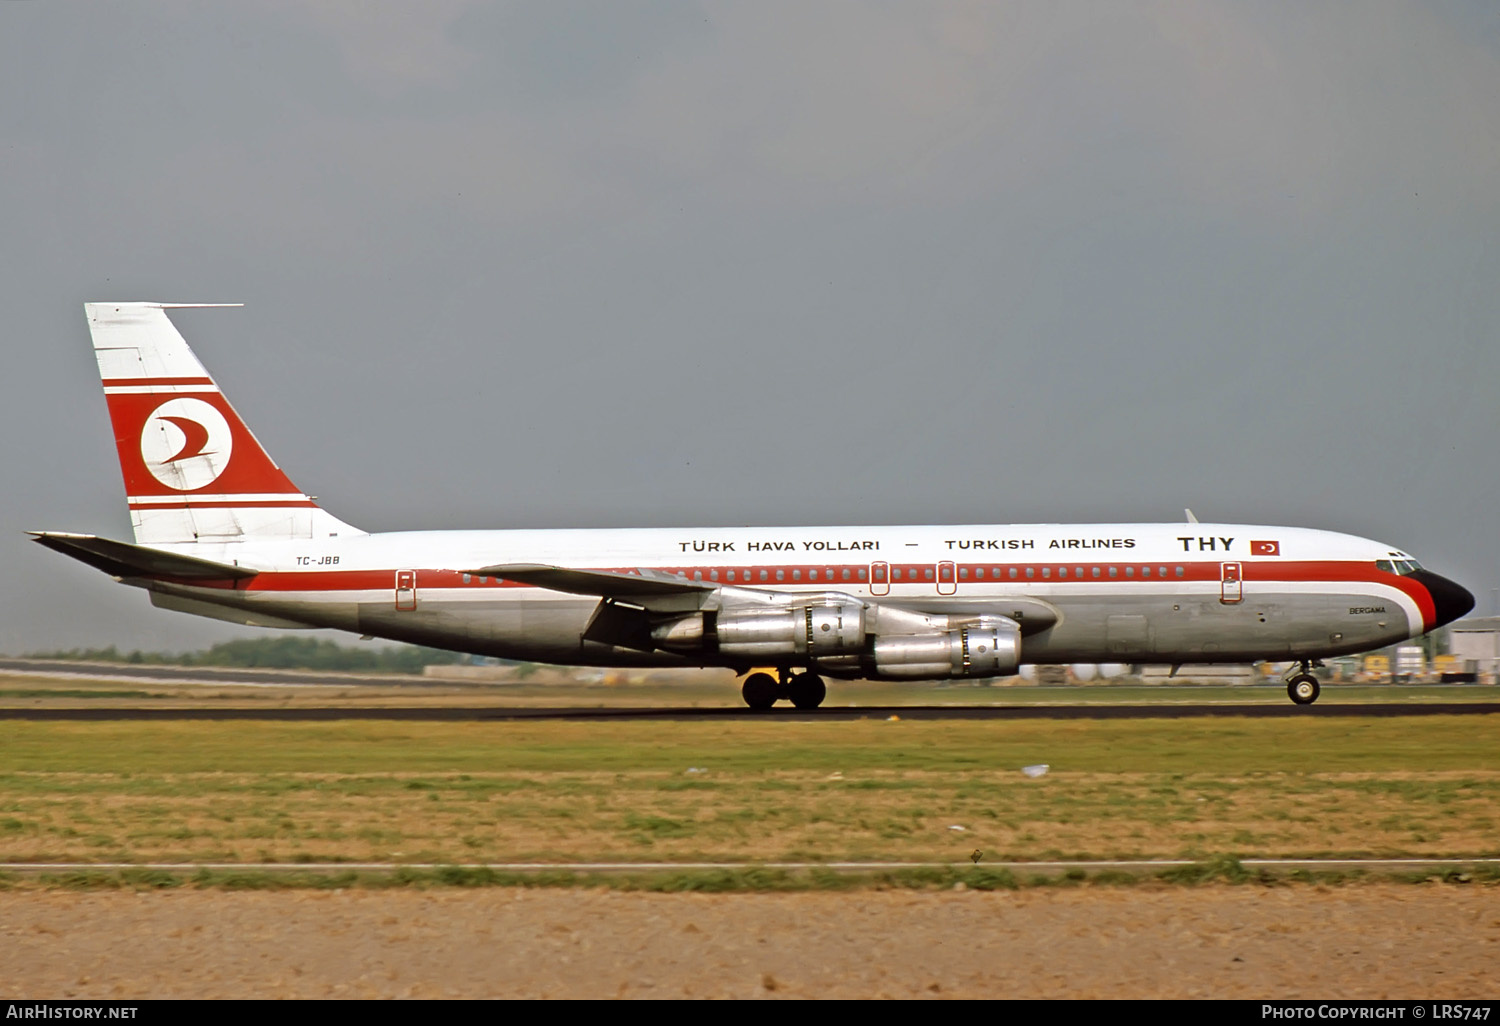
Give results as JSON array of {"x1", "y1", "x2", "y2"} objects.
[
  {"x1": 103, "y1": 385, "x2": 292, "y2": 499},
  {"x1": 139, "y1": 397, "x2": 232, "y2": 490}
]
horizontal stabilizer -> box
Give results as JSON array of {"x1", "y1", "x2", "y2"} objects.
[
  {"x1": 29, "y1": 532, "x2": 259, "y2": 581},
  {"x1": 473, "y1": 563, "x2": 713, "y2": 598}
]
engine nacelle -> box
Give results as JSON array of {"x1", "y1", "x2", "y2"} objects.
[
  {"x1": 653, "y1": 601, "x2": 866, "y2": 660},
  {"x1": 871, "y1": 617, "x2": 1021, "y2": 679}
]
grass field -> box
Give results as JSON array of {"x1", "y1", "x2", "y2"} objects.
[{"x1": 1, "y1": 715, "x2": 1496, "y2": 875}]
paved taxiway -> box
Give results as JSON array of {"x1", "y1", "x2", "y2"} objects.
[
  {"x1": 0, "y1": 657, "x2": 456, "y2": 687},
  {"x1": 1, "y1": 702, "x2": 1498, "y2": 721}
]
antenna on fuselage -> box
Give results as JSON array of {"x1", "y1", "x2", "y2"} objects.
[{"x1": 1184, "y1": 508, "x2": 1199, "y2": 524}]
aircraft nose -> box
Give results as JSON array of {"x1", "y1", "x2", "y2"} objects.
[{"x1": 1410, "y1": 570, "x2": 1475, "y2": 630}]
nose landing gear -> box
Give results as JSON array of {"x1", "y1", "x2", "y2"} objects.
[
  {"x1": 740, "y1": 668, "x2": 827, "y2": 710},
  {"x1": 1284, "y1": 660, "x2": 1323, "y2": 705}
]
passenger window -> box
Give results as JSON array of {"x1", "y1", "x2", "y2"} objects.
[
  {"x1": 1125, "y1": 566, "x2": 1134, "y2": 577},
  {"x1": 842, "y1": 568, "x2": 851, "y2": 581},
  {"x1": 775, "y1": 569, "x2": 784, "y2": 581},
  {"x1": 1158, "y1": 567, "x2": 1167, "y2": 577},
  {"x1": 1026, "y1": 567, "x2": 1034, "y2": 579},
  {"x1": 694, "y1": 570, "x2": 703, "y2": 581},
  {"x1": 924, "y1": 567, "x2": 934, "y2": 581},
  {"x1": 1059, "y1": 568, "x2": 1068, "y2": 579},
  {"x1": 1093, "y1": 567, "x2": 1101, "y2": 578},
  {"x1": 760, "y1": 570, "x2": 769, "y2": 582},
  {"x1": 858, "y1": 569, "x2": 867, "y2": 581},
  {"x1": 726, "y1": 570, "x2": 735, "y2": 582},
  {"x1": 462, "y1": 573, "x2": 471, "y2": 584},
  {"x1": 793, "y1": 569, "x2": 802, "y2": 581},
  {"x1": 1108, "y1": 567, "x2": 1117, "y2": 578},
  {"x1": 1175, "y1": 566, "x2": 1184, "y2": 578},
  {"x1": 1009, "y1": 568, "x2": 1018, "y2": 580},
  {"x1": 1042, "y1": 567, "x2": 1051, "y2": 579}
]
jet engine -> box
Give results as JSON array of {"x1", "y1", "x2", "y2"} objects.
[
  {"x1": 652, "y1": 600, "x2": 866, "y2": 659},
  {"x1": 870, "y1": 616, "x2": 1021, "y2": 679}
]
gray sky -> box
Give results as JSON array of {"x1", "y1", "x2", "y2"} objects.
[{"x1": 3, "y1": 1, "x2": 1498, "y2": 653}]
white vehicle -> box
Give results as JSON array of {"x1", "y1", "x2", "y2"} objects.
[{"x1": 35, "y1": 304, "x2": 1474, "y2": 708}]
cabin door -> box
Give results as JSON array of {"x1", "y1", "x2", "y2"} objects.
[
  {"x1": 1220, "y1": 562, "x2": 1243, "y2": 604},
  {"x1": 395, "y1": 570, "x2": 418, "y2": 611}
]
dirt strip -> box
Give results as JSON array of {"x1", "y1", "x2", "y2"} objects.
[{"x1": 2, "y1": 884, "x2": 1496, "y2": 999}]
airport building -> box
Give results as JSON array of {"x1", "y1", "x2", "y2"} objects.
[{"x1": 1447, "y1": 617, "x2": 1500, "y2": 682}]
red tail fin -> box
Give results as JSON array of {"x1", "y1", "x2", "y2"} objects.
[{"x1": 86, "y1": 303, "x2": 362, "y2": 545}]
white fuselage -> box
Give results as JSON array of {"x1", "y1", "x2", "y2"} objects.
[{"x1": 143, "y1": 521, "x2": 1437, "y2": 672}]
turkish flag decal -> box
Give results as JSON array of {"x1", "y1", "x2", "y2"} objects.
[{"x1": 1251, "y1": 540, "x2": 1281, "y2": 556}]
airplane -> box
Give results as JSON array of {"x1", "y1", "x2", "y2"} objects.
[{"x1": 33, "y1": 302, "x2": 1474, "y2": 708}]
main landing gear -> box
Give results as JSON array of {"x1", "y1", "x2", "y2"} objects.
[
  {"x1": 1285, "y1": 660, "x2": 1323, "y2": 706},
  {"x1": 741, "y1": 669, "x2": 826, "y2": 710}
]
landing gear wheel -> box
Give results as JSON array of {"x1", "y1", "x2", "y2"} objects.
[
  {"x1": 787, "y1": 672, "x2": 826, "y2": 710},
  {"x1": 742, "y1": 672, "x2": 778, "y2": 710},
  {"x1": 1287, "y1": 674, "x2": 1320, "y2": 705}
]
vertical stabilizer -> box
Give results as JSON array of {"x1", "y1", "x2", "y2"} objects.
[{"x1": 85, "y1": 303, "x2": 364, "y2": 545}]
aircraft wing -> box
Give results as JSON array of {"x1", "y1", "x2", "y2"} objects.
[
  {"x1": 474, "y1": 562, "x2": 1059, "y2": 632},
  {"x1": 30, "y1": 532, "x2": 259, "y2": 581},
  {"x1": 472, "y1": 563, "x2": 715, "y2": 598}
]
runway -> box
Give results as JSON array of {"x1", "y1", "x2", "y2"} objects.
[{"x1": 2, "y1": 702, "x2": 1499, "y2": 721}]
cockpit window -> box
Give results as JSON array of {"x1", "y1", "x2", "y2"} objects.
[{"x1": 1377, "y1": 559, "x2": 1423, "y2": 575}]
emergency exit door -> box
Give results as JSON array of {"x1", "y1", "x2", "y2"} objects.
[{"x1": 937, "y1": 561, "x2": 957, "y2": 595}]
